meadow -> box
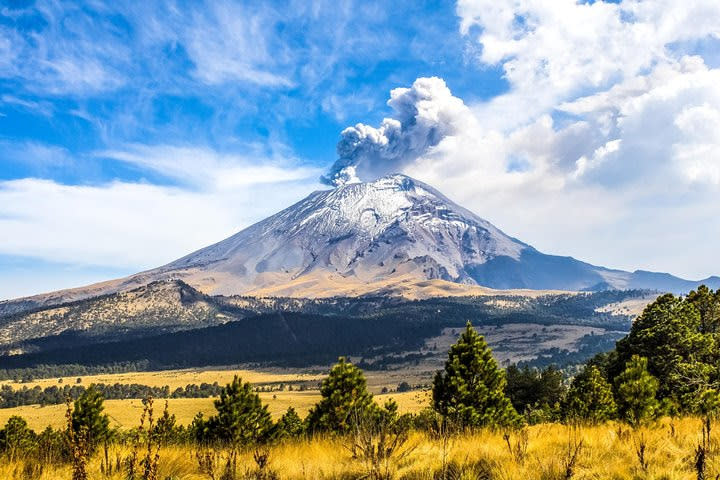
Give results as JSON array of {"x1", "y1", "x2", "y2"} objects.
[
  {"x1": 1, "y1": 290, "x2": 717, "y2": 479},
  {"x1": 0, "y1": 417, "x2": 716, "y2": 479},
  {"x1": 0, "y1": 366, "x2": 431, "y2": 430},
  {"x1": 0, "y1": 367, "x2": 327, "y2": 391},
  {"x1": 0, "y1": 390, "x2": 431, "y2": 431}
]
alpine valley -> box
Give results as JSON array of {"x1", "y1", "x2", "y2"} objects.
[{"x1": 1, "y1": 174, "x2": 717, "y2": 372}]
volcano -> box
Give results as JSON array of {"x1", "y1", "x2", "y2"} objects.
[{"x1": 2, "y1": 174, "x2": 718, "y2": 315}]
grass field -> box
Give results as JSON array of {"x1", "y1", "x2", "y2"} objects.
[
  {"x1": 0, "y1": 365, "x2": 431, "y2": 392},
  {"x1": 0, "y1": 366, "x2": 715, "y2": 478},
  {"x1": 0, "y1": 364, "x2": 431, "y2": 431},
  {"x1": 0, "y1": 417, "x2": 715, "y2": 479},
  {"x1": 0, "y1": 366, "x2": 327, "y2": 390},
  {"x1": 0, "y1": 389, "x2": 431, "y2": 431}
]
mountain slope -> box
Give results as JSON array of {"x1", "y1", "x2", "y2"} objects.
[
  {"x1": 150, "y1": 174, "x2": 528, "y2": 295},
  {"x1": 1, "y1": 174, "x2": 717, "y2": 317},
  {"x1": 1, "y1": 290, "x2": 644, "y2": 369},
  {"x1": 138, "y1": 174, "x2": 718, "y2": 295},
  {"x1": 0, "y1": 280, "x2": 251, "y2": 355}
]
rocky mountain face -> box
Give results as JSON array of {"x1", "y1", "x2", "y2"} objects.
[
  {"x1": 1, "y1": 174, "x2": 718, "y2": 319},
  {"x1": 150, "y1": 174, "x2": 529, "y2": 295},
  {"x1": 131, "y1": 173, "x2": 720, "y2": 295},
  {"x1": 0, "y1": 280, "x2": 238, "y2": 355}
]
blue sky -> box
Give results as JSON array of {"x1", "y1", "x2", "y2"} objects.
[
  {"x1": 0, "y1": 1, "x2": 507, "y2": 175},
  {"x1": 1, "y1": 0, "x2": 720, "y2": 299}
]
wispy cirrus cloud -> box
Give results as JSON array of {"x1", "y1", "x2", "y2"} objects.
[
  {"x1": 0, "y1": 140, "x2": 74, "y2": 174},
  {"x1": 98, "y1": 143, "x2": 321, "y2": 190},
  {"x1": 181, "y1": 3, "x2": 294, "y2": 87},
  {"x1": 0, "y1": 2, "x2": 295, "y2": 96},
  {"x1": 0, "y1": 4, "x2": 130, "y2": 96},
  {"x1": 1, "y1": 95, "x2": 53, "y2": 116},
  {"x1": 0, "y1": 1, "x2": 406, "y2": 99}
]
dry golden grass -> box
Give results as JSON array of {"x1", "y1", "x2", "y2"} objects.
[
  {"x1": 239, "y1": 270, "x2": 574, "y2": 299},
  {"x1": 379, "y1": 389, "x2": 431, "y2": 413},
  {"x1": 0, "y1": 390, "x2": 430, "y2": 431},
  {"x1": 0, "y1": 364, "x2": 431, "y2": 434},
  {"x1": 0, "y1": 417, "x2": 717, "y2": 479},
  {"x1": 0, "y1": 366, "x2": 325, "y2": 390},
  {"x1": 0, "y1": 365, "x2": 431, "y2": 397},
  {"x1": 0, "y1": 398, "x2": 216, "y2": 431}
]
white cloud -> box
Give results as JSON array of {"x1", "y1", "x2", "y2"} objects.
[
  {"x1": 323, "y1": 0, "x2": 720, "y2": 279},
  {"x1": 98, "y1": 144, "x2": 321, "y2": 190},
  {"x1": 182, "y1": 3, "x2": 293, "y2": 87},
  {"x1": 573, "y1": 139, "x2": 621, "y2": 180},
  {"x1": 0, "y1": 140, "x2": 322, "y2": 282},
  {"x1": 674, "y1": 103, "x2": 720, "y2": 184},
  {"x1": 451, "y1": 0, "x2": 720, "y2": 278},
  {"x1": 457, "y1": 0, "x2": 720, "y2": 129},
  {"x1": 556, "y1": 56, "x2": 720, "y2": 187},
  {"x1": 0, "y1": 176, "x2": 320, "y2": 271}
]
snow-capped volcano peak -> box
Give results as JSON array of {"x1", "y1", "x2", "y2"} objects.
[
  {"x1": 121, "y1": 173, "x2": 716, "y2": 297},
  {"x1": 151, "y1": 174, "x2": 528, "y2": 295},
  {"x1": 263, "y1": 173, "x2": 521, "y2": 248},
  {"x1": 3, "y1": 174, "x2": 718, "y2": 309}
]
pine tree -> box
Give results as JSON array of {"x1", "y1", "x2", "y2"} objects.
[
  {"x1": 563, "y1": 365, "x2": 617, "y2": 423},
  {"x1": 306, "y1": 357, "x2": 375, "y2": 433},
  {"x1": 71, "y1": 385, "x2": 110, "y2": 451},
  {"x1": 153, "y1": 401, "x2": 178, "y2": 444},
  {"x1": 615, "y1": 355, "x2": 660, "y2": 426},
  {"x1": 505, "y1": 365, "x2": 566, "y2": 419},
  {"x1": 614, "y1": 293, "x2": 706, "y2": 402},
  {"x1": 188, "y1": 412, "x2": 211, "y2": 444},
  {"x1": 207, "y1": 375, "x2": 273, "y2": 446},
  {"x1": 686, "y1": 285, "x2": 720, "y2": 334},
  {"x1": 36, "y1": 425, "x2": 66, "y2": 465},
  {"x1": 0, "y1": 416, "x2": 36, "y2": 460},
  {"x1": 432, "y1": 322, "x2": 520, "y2": 428},
  {"x1": 274, "y1": 407, "x2": 305, "y2": 439}
]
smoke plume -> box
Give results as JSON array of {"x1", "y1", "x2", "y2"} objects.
[{"x1": 321, "y1": 77, "x2": 470, "y2": 186}]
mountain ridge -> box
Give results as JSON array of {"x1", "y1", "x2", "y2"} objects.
[
  {"x1": 0, "y1": 279, "x2": 644, "y2": 366},
  {"x1": 1, "y1": 174, "x2": 718, "y2": 317}
]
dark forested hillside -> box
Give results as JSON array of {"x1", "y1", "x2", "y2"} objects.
[
  {"x1": 0, "y1": 311, "x2": 444, "y2": 369},
  {"x1": 0, "y1": 289, "x2": 649, "y2": 375}
]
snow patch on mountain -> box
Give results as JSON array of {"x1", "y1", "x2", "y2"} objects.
[
  {"x1": 156, "y1": 174, "x2": 528, "y2": 293},
  {"x1": 2, "y1": 173, "x2": 717, "y2": 311}
]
